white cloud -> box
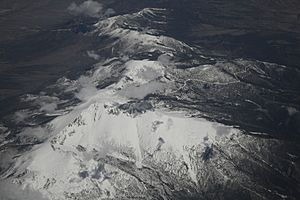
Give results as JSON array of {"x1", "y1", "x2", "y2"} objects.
[
  {"x1": 14, "y1": 110, "x2": 30, "y2": 123},
  {"x1": 23, "y1": 95, "x2": 59, "y2": 114},
  {"x1": 68, "y1": 0, "x2": 104, "y2": 18},
  {"x1": 87, "y1": 50, "x2": 100, "y2": 60},
  {"x1": 75, "y1": 75, "x2": 98, "y2": 101},
  {"x1": 104, "y1": 8, "x2": 116, "y2": 16},
  {"x1": 287, "y1": 107, "x2": 298, "y2": 116},
  {"x1": 157, "y1": 54, "x2": 174, "y2": 66},
  {"x1": 19, "y1": 127, "x2": 48, "y2": 143},
  {"x1": 75, "y1": 85, "x2": 98, "y2": 102}
]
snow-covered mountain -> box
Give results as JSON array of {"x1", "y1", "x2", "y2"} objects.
[{"x1": 1, "y1": 5, "x2": 300, "y2": 200}]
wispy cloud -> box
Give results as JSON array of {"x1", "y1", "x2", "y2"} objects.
[
  {"x1": 19, "y1": 126, "x2": 48, "y2": 143},
  {"x1": 14, "y1": 110, "x2": 30, "y2": 123},
  {"x1": 75, "y1": 76, "x2": 98, "y2": 102},
  {"x1": 23, "y1": 94, "x2": 60, "y2": 114},
  {"x1": 87, "y1": 50, "x2": 100, "y2": 60},
  {"x1": 0, "y1": 180, "x2": 49, "y2": 200},
  {"x1": 104, "y1": 8, "x2": 116, "y2": 16},
  {"x1": 157, "y1": 54, "x2": 174, "y2": 66}
]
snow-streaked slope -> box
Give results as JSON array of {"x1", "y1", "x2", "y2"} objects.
[
  {"x1": 10, "y1": 99, "x2": 238, "y2": 199},
  {"x1": 3, "y1": 46, "x2": 239, "y2": 198}
]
